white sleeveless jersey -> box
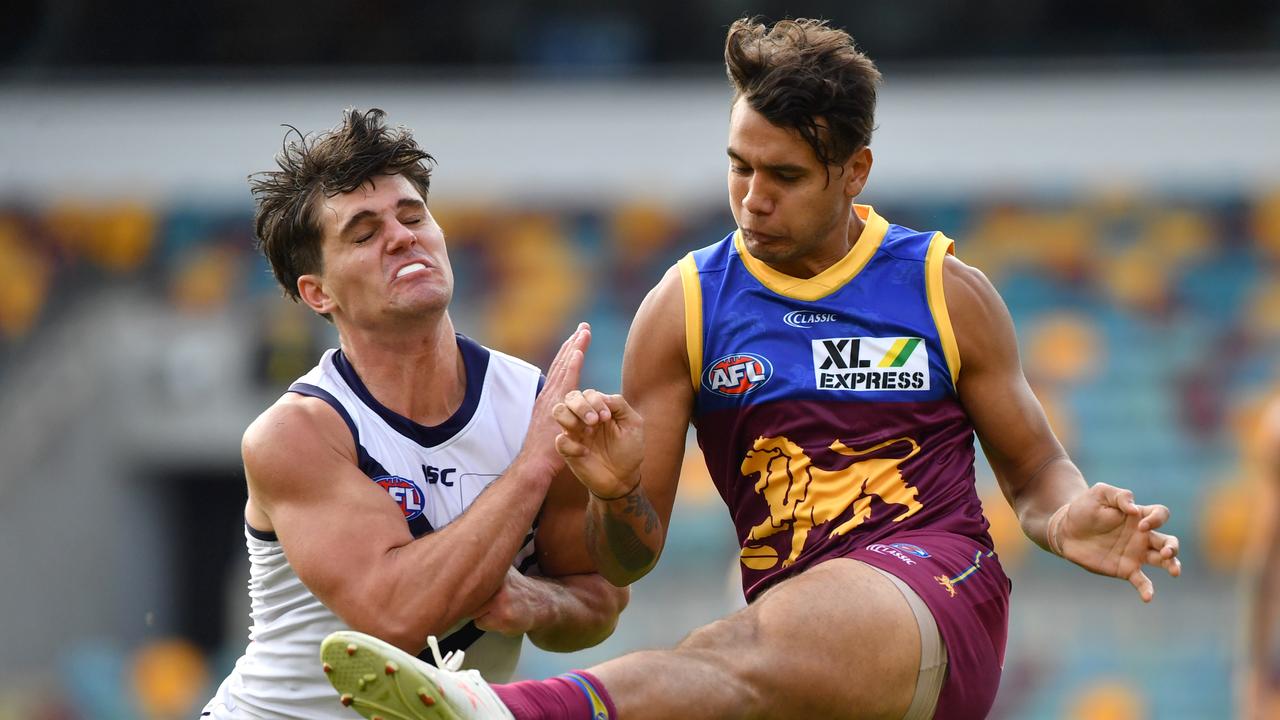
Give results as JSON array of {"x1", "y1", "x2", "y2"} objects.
[{"x1": 204, "y1": 335, "x2": 542, "y2": 719}]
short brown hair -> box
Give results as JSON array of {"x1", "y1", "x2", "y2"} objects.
[
  {"x1": 725, "y1": 18, "x2": 881, "y2": 167},
  {"x1": 249, "y1": 108, "x2": 435, "y2": 302}
]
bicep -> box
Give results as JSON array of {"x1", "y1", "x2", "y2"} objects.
[
  {"x1": 621, "y1": 267, "x2": 696, "y2": 525},
  {"x1": 946, "y1": 256, "x2": 1067, "y2": 501},
  {"x1": 245, "y1": 401, "x2": 415, "y2": 617}
]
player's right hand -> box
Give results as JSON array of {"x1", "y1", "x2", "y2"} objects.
[
  {"x1": 521, "y1": 323, "x2": 591, "y2": 473},
  {"x1": 553, "y1": 389, "x2": 644, "y2": 499}
]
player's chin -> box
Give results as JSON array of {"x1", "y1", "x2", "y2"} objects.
[
  {"x1": 392, "y1": 290, "x2": 450, "y2": 316},
  {"x1": 743, "y1": 239, "x2": 796, "y2": 265}
]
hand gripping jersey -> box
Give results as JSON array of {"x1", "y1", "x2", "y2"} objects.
[
  {"x1": 203, "y1": 334, "x2": 541, "y2": 719},
  {"x1": 679, "y1": 205, "x2": 995, "y2": 601}
]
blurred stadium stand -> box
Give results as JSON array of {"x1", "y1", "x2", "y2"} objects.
[
  {"x1": 4, "y1": 0, "x2": 1280, "y2": 71},
  {"x1": 2, "y1": 3, "x2": 1280, "y2": 718}
]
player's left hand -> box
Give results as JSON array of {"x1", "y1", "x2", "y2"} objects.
[
  {"x1": 553, "y1": 390, "x2": 644, "y2": 500},
  {"x1": 472, "y1": 567, "x2": 548, "y2": 636},
  {"x1": 1055, "y1": 482, "x2": 1181, "y2": 602}
]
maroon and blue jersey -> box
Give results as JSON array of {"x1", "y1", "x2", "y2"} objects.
[{"x1": 679, "y1": 205, "x2": 995, "y2": 601}]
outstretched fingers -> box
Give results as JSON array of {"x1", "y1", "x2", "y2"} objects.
[
  {"x1": 544, "y1": 323, "x2": 591, "y2": 393},
  {"x1": 1128, "y1": 567, "x2": 1155, "y2": 603},
  {"x1": 1149, "y1": 530, "x2": 1182, "y2": 576},
  {"x1": 1126, "y1": 498, "x2": 1179, "y2": 600},
  {"x1": 1133, "y1": 504, "x2": 1179, "y2": 576}
]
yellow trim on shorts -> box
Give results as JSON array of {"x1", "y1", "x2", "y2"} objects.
[
  {"x1": 733, "y1": 204, "x2": 889, "y2": 301},
  {"x1": 925, "y1": 232, "x2": 961, "y2": 388},
  {"x1": 676, "y1": 253, "x2": 703, "y2": 392}
]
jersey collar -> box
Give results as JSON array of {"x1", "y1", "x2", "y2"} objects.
[{"x1": 733, "y1": 204, "x2": 888, "y2": 301}]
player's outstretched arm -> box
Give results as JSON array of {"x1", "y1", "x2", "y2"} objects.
[
  {"x1": 944, "y1": 255, "x2": 1180, "y2": 602},
  {"x1": 554, "y1": 388, "x2": 654, "y2": 585},
  {"x1": 554, "y1": 267, "x2": 693, "y2": 586},
  {"x1": 243, "y1": 324, "x2": 591, "y2": 653}
]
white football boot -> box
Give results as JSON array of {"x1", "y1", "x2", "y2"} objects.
[{"x1": 320, "y1": 630, "x2": 516, "y2": 720}]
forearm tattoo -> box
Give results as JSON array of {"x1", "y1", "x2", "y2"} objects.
[{"x1": 592, "y1": 492, "x2": 660, "y2": 572}]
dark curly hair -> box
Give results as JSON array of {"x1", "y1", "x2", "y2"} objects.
[
  {"x1": 725, "y1": 18, "x2": 881, "y2": 167},
  {"x1": 249, "y1": 108, "x2": 436, "y2": 303}
]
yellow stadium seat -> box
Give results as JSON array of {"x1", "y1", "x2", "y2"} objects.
[
  {"x1": 1066, "y1": 680, "x2": 1148, "y2": 720},
  {"x1": 170, "y1": 245, "x2": 242, "y2": 313},
  {"x1": 0, "y1": 221, "x2": 52, "y2": 339},
  {"x1": 1250, "y1": 188, "x2": 1280, "y2": 261},
  {"x1": 131, "y1": 638, "x2": 209, "y2": 719},
  {"x1": 483, "y1": 214, "x2": 583, "y2": 360},
  {"x1": 1025, "y1": 312, "x2": 1102, "y2": 386}
]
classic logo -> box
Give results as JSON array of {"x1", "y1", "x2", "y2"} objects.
[
  {"x1": 374, "y1": 475, "x2": 425, "y2": 521},
  {"x1": 739, "y1": 436, "x2": 923, "y2": 570},
  {"x1": 812, "y1": 337, "x2": 929, "y2": 392},
  {"x1": 889, "y1": 542, "x2": 931, "y2": 558},
  {"x1": 867, "y1": 543, "x2": 919, "y2": 566},
  {"x1": 783, "y1": 310, "x2": 838, "y2": 328},
  {"x1": 703, "y1": 353, "x2": 773, "y2": 397}
]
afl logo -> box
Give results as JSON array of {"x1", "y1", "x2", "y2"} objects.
[
  {"x1": 703, "y1": 353, "x2": 773, "y2": 397},
  {"x1": 374, "y1": 475, "x2": 425, "y2": 521}
]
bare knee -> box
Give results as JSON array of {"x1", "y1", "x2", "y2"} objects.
[
  {"x1": 673, "y1": 614, "x2": 770, "y2": 715},
  {"x1": 678, "y1": 612, "x2": 760, "y2": 653},
  {"x1": 688, "y1": 563, "x2": 920, "y2": 719}
]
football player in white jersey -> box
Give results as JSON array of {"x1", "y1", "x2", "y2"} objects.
[{"x1": 202, "y1": 108, "x2": 627, "y2": 718}]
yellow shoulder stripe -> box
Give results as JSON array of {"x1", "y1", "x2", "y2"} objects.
[
  {"x1": 676, "y1": 253, "x2": 703, "y2": 392},
  {"x1": 925, "y1": 233, "x2": 961, "y2": 388}
]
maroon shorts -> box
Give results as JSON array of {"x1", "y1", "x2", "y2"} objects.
[{"x1": 847, "y1": 531, "x2": 1010, "y2": 720}]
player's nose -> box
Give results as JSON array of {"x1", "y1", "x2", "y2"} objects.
[
  {"x1": 742, "y1": 177, "x2": 773, "y2": 215},
  {"x1": 384, "y1": 218, "x2": 417, "y2": 253}
]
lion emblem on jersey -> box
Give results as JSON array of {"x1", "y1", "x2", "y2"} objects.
[{"x1": 739, "y1": 436, "x2": 923, "y2": 570}]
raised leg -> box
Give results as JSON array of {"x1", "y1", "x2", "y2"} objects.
[{"x1": 590, "y1": 558, "x2": 921, "y2": 720}]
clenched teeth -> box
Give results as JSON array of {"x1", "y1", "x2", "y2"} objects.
[{"x1": 396, "y1": 262, "x2": 427, "y2": 278}]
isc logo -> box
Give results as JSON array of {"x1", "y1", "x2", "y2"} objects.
[
  {"x1": 374, "y1": 475, "x2": 425, "y2": 521},
  {"x1": 703, "y1": 353, "x2": 773, "y2": 397},
  {"x1": 421, "y1": 464, "x2": 456, "y2": 487}
]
